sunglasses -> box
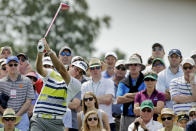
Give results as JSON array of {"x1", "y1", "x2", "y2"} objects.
[
  {"x1": 8, "y1": 64, "x2": 18, "y2": 67},
  {"x1": 88, "y1": 117, "x2": 98, "y2": 121},
  {"x1": 142, "y1": 108, "x2": 152, "y2": 113},
  {"x1": 84, "y1": 97, "x2": 94, "y2": 102},
  {"x1": 1, "y1": 66, "x2": 6, "y2": 71},
  {"x1": 129, "y1": 64, "x2": 139, "y2": 66},
  {"x1": 183, "y1": 66, "x2": 193, "y2": 70},
  {"x1": 144, "y1": 78, "x2": 156, "y2": 81},
  {"x1": 153, "y1": 47, "x2": 163, "y2": 51},
  {"x1": 27, "y1": 76, "x2": 37, "y2": 82},
  {"x1": 18, "y1": 57, "x2": 26, "y2": 62},
  {"x1": 3, "y1": 117, "x2": 16, "y2": 121},
  {"x1": 153, "y1": 63, "x2": 164, "y2": 67},
  {"x1": 116, "y1": 66, "x2": 126, "y2": 71},
  {"x1": 43, "y1": 65, "x2": 53, "y2": 69},
  {"x1": 90, "y1": 66, "x2": 101, "y2": 70},
  {"x1": 189, "y1": 113, "x2": 196, "y2": 117},
  {"x1": 60, "y1": 52, "x2": 71, "y2": 56},
  {"x1": 161, "y1": 117, "x2": 172, "y2": 121}
]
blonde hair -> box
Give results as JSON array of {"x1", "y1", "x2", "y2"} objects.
[
  {"x1": 82, "y1": 92, "x2": 99, "y2": 114},
  {"x1": 82, "y1": 110, "x2": 103, "y2": 131}
]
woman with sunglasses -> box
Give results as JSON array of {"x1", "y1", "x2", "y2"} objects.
[
  {"x1": 82, "y1": 110, "x2": 106, "y2": 131},
  {"x1": 77, "y1": 92, "x2": 110, "y2": 131},
  {"x1": 158, "y1": 108, "x2": 184, "y2": 131},
  {"x1": 134, "y1": 71, "x2": 165, "y2": 120},
  {"x1": 0, "y1": 108, "x2": 21, "y2": 131}
]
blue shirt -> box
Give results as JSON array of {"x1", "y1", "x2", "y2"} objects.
[
  {"x1": 102, "y1": 70, "x2": 114, "y2": 79},
  {"x1": 156, "y1": 66, "x2": 183, "y2": 109},
  {"x1": 116, "y1": 78, "x2": 146, "y2": 115}
]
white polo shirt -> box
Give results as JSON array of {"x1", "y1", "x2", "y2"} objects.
[{"x1": 81, "y1": 77, "x2": 115, "y2": 123}]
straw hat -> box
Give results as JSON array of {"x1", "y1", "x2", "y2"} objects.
[
  {"x1": 157, "y1": 108, "x2": 177, "y2": 123},
  {"x1": 0, "y1": 108, "x2": 21, "y2": 124}
]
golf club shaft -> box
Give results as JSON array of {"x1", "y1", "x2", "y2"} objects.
[{"x1": 44, "y1": 4, "x2": 62, "y2": 38}]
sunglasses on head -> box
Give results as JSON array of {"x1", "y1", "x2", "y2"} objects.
[
  {"x1": 84, "y1": 97, "x2": 94, "y2": 102},
  {"x1": 144, "y1": 78, "x2": 156, "y2": 81},
  {"x1": 183, "y1": 66, "x2": 193, "y2": 70},
  {"x1": 60, "y1": 52, "x2": 71, "y2": 56},
  {"x1": 18, "y1": 57, "x2": 26, "y2": 62},
  {"x1": 87, "y1": 117, "x2": 98, "y2": 121},
  {"x1": 3, "y1": 117, "x2": 16, "y2": 121},
  {"x1": 142, "y1": 108, "x2": 152, "y2": 113},
  {"x1": 90, "y1": 66, "x2": 101, "y2": 70},
  {"x1": 161, "y1": 117, "x2": 172, "y2": 121},
  {"x1": 8, "y1": 64, "x2": 18, "y2": 67},
  {"x1": 153, "y1": 47, "x2": 163, "y2": 51},
  {"x1": 189, "y1": 113, "x2": 196, "y2": 117},
  {"x1": 116, "y1": 66, "x2": 126, "y2": 71}
]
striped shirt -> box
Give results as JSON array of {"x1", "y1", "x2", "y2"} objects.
[
  {"x1": 0, "y1": 74, "x2": 35, "y2": 112},
  {"x1": 33, "y1": 69, "x2": 68, "y2": 116},
  {"x1": 170, "y1": 76, "x2": 196, "y2": 113}
]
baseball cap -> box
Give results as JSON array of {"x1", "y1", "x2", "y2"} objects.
[
  {"x1": 89, "y1": 58, "x2": 102, "y2": 67},
  {"x1": 144, "y1": 72, "x2": 158, "y2": 80},
  {"x1": 191, "y1": 50, "x2": 196, "y2": 58},
  {"x1": 152, "y1": 58, "x2": 165, "y2": 66},
  {"x1": 104, "y1": 52, "x2": 118, "y2": 59},
  {"x1": 152, "y1": 43, "x2": 163, "y2": 49},
  {"x1": 59, "y1": 46, "x2": 72, "y2": 55},
  {"x1": 25, "y1": 72, "x2": 38, "y2": 79},
  {"x1": 177, "y1": 113, "x2": 189, "y2": 122},
  {"x1": 140, "y1": 100, "x2": 154, "y2": 110},
  {"x1": 168, "y1": 49, "x2": 182, "y2": 57},
  {"x1": 6, "y1": 56, "x2": 19, "y2": 64},
  {"x1": 71, "y1": 56, "x2": 84, "y2": 64},
  {"x1": 182, "y1": 58, "x2": 195, "y2": 66},
  {"x1": 115, "y1": 60, "x2": 125, "y2": 67},
  {"x1": 0, "y1": 58, "x2": 6, "y2": 66},
  {"x1": 42, "y1": 57, "x2": 53, "y2": 66},
  {"x1": 17, "y1": 53, "x2": 28, "y2": 60},
  {"x1": 72, "y1": 61, "x2": 88, "y2": 74},
  {"x1": 189, "y1": 107, "x2": 196, "y2": 115}
]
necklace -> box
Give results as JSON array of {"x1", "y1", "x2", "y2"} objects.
[{"x1": 91, "y1": 79, "x2": 101, "y2": 95}]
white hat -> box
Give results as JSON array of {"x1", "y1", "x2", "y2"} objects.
[
  {"x1": 182, "y1": 58, "x2": 195, "y2": 66},
  {"x1": 42, "y1": 57, "x2": 53, "y2": 66},
  {"x1": 104, "y1": 52, "x2": 118, "y2": 59},
  {"x1": 0, "y1": 58, "x2": 6, "y2": 66},
  {"x1": 126, "y1": 54, "x2": 146, "y2": 70},
  {"x1": 115, "y1": 60, "x2": 125, "y2": 67},
  {"x1": 71, "y1": 56, "x2": 84, "y2": 64},
  {"x1": 72, "y1": 61, "x2": 88, "y2": 74},
  {"x1": 191, "y1": 50, "x2": 196, "y2": 57}
]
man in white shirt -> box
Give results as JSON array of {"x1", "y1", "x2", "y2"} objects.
[
  {"x1": 81, "y1": 57, "x2": 115, "y2": 131},
  {"x1": 128, "y1": 100, "x2": 162, "y2": 131}
]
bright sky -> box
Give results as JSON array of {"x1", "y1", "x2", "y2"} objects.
[{"x1": 87, "y1": 0, "x2": 196, "y2": 65}]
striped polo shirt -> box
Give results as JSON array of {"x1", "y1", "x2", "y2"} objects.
[
  {"x1": 0, "y1": 74, "x2": 35, "y2": 112},
  {"x1": 170, "y1": 76, "x2": 196, "y2": 113},
  {"x1": 33, "y1": 69, "x2": 68, "y2": 116}
]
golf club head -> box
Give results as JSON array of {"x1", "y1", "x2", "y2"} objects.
[{"x1": 61, "y1": 0, "x2": 70, "y2": 10}]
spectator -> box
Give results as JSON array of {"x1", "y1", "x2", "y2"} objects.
[
  {"x1": 112, "y1": 60, "x2": 126, "y2": 131},
  {"x1": 30, "y1": 38, "x2": 74, "y2": 131},
  {"x1": 151, "y1": 58, "x2": 165, "y2": 74},
  {"x1": 151, "y1": 43, "x2": 165, "y2": 59},
  {"x1": 78, "y1": 92, "x2": 110, "y2": 131},
  {"x1": 0, "y1": 46, "x2": 12, "y2": 59},
  {"x1": 157, "y1": 108, "x2": 183, "y2": 131},
  {"x1": 177, "y1": 112, "x2": 189, "y2": 129},
  {"x1": 81, "y1": 57, "x2": 115, "y2": 131},
  {"x1": 82, "y1": 110, "x2": 106, "y2": 131},
  {"x1": 0, "y1": 59, "x2": 7, "y2": 79},
  {"x1": 0, "y1": 108, "x2": 21, "y2": 131},
  {"x1": 188, "y1": 107, "x2": 196, "y2": 121},
  {"x1": 134, "y1": 71, "x2": 165, "y2": 120},
  {"x1": 186, "y1": 117, "x2": 196, "y2": 131},
  {"x1": 0, "y1": 56, "x2": 35, "y2": 131},
  {"x1": 102, "y1": 52, "x2": 118, "y2": 79},
  {"x1": 116, "y1": 54, "x2": 146, "y2": 131},
  {"x1": 170, "y1": 58, "x2": 196, "y2": 113},
  {"x1": 59, "y1": 46, "x2": 72, "y2": 67},
  {"x1": 156, "y1": 49, "x2": 183, "y2": 109},
  {"x1": 190, "y1": 50, "x2": 196, "y2": 75},
  {"x1": 42, "y1": 56, "x2": 54, "y2": 69},
  {"x1": 128, "y1": 100, "x2": 162, "y2": 131},
  {"x1": 17, "y1": 53, "x2": 33, "y2": 75}
]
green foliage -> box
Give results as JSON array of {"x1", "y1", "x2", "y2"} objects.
[{"x1": 0, "y1": 0, "x2": 111, "y2": 61}]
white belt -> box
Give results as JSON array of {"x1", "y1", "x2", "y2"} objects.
[{"x1": 33, "y1": 113, "x2": 63, "y2": 120}]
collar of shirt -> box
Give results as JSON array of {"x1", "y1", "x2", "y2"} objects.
[{"x1": 6, "y1": 74, "x2": 21, "y2": 82}]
